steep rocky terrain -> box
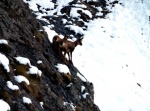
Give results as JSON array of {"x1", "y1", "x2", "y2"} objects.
[
  {"x1": 0, "y1": 0, "x2": 121, "y2": 110},
  {"x1": 0, "y1": 0, "x2": 104, "y2": 111}
]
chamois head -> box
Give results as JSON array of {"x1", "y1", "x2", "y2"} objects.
[{"x1": 74, "y1": 37, "x2": 83, "y2": 47}]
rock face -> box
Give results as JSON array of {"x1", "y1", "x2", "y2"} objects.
[{"x1": 0, "y1": 0, "x2": 102, "y2": 111}]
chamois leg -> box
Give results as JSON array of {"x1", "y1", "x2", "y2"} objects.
[
  {"x1": 63, "y1": 52, "x2": 67, "y2": 64},
  {"x1": 67, "y1": 52, "x2": 70, "y2": 61},
  {"x1": 70, "y1": 52, "x2": 73, "y2": 64},
  {"x1": 67, "y1": 52, "x2": 72, "y2": 63}
]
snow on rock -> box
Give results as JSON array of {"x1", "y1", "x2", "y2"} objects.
[
  {"x1": 27, "y1": 65, "x2": 42, "y2": 76},
  {"x1": 66, "y1": 83, "x2": 73, "y2": 87},
  {"x1": 77, "y1": 72, "x2": 87, "y2": 82},
  {"x1": 82, "y1": 10, "x2": 92, "y2": 18},
  {"x1": 40, "y1": 102, "x2": 44, "y2": 108},
  {"x1": 0, "y1": 39, "x2": 8, "y2": 45},
  {"x1": 15, "y1": 56, "x2": 42, "y2": 76},
  {"x1": 43, "y1": 26, "x2": 58, "y2": 42},
  {"x1": 15, "y1": 56, "x2": 31, "y2": 66},
  {"x1": 96, "y1": 7, "x2": 103, "y2": 16},
  {"x1": 7, "y1": 81, "x2": 19, "y2": 90},
  {"x1": 14, "y1": 75, "x2": 30, "y2": 85},
  {"x1": 82, "y1": 92, "x2": 89, "y2": 99},
  {"x1": 96, "y1": 7, "x2": 102, "y2": 12},
  {"x1": 81, "y1": 86, "x2": 89, "y2": 99},
  {"x1": 37, "y1": 60, "x2": 42, "y2": 64},
  {"x1": 62, "y1": 19, "x2": 67, "y2": 24},
  {"x1": 63, "y1": 102, "x2": 76, "y2": 111},
  {"x1": 96, "y1": 12, "x2": 103, "y2": 16},
  {"x1": 56, "y1": 0, "x2": 73, "y2": 7},
  {"x1": 22, "y1": 97, "x2": 32, "y2": 104},
  {"x1": 65, "y1": 25, "x2": 85, "y2": 35},
  {"x1": 23, "y1": 0, "x2": 54, "y2": 12},
  {"x1": 0, "y1": 53, "x2": 10, "y2": 72},
  {"x1": 81, "y1": 85, "x2": 85, "y2": 93},
  {"x1": 73, "y1": 4, "x2": 87, "y2": 8},
  {"x1": 56, "y1": 0, "x2": 74, "y2": 15},
  {"x1": 70, "y1": 8, "x2": 92, "y2": 18},
  {"x1": 55, "y1": 63, "x2": 70, "y2": 74},
  {"x1": 70, "y1": 8, "x2": 81, "y2": 18},
  {"x1": 0, "y1": 99, "x2": 10, "y2": 111},
  {"x1": 83, "y1": 0, "x2": 97, "y2": 2}
]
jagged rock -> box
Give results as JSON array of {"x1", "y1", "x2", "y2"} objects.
[{"x1": 0, "y1": 0, "x2": 101, "y2": 111}]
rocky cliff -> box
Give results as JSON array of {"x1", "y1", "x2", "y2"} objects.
[{"x1": 0, "y1": 0, "x2": 104, "y2": 111}]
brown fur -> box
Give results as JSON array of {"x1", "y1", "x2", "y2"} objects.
[
  {"x1": 52, "y1": 35, "x2": 68, "y2": 54},
  {"x1": 52, "y1": 35, "x2": 83, "y2": 64},
  {"x1": 59, "y1": 37, "x2": 83, "y2": 64}
]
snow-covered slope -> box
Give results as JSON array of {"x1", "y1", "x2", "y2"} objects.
[
  {"x1": 24, "y1": 0, "x2": 150, "y2": 110},
  {"x1": 76, "y1": 0, "x2": 150, "y2": 111}
]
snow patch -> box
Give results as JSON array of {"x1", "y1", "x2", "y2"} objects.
[
  {"x1": 0, "y1": 99, "x2": 10, "y2": 111},
  {"x1": 15, "y1": 56, "x2": 42, "y2": 76},
  {"x1": 63, "y1": 102, "x2": 76, "y2": 111},
  {"x1": 65, "y1": 25, "x2": 85, "y2": 35},
  {"x1": 0, "y1": 39, "x2": 8, "y2": 45},
  {"x1": 14, "y1": 75, "x2": 30, "y2": 85},
  {"x1": 56, "y1": 0, "x2": 74, "y2": 15},
  {"x1": 37, "y1": 60, "x2": 42, "y2": 64},
  {"x1": 77, "y1": 72, "x2": 87, "y2": 82},
  {"x1": 15, "y1": 56, "x2": 31, "y2": 66},
  {"x1": 7, "y1": 81, "x2": 19, "y2": 90},
  {"x1": 23, "y1": 97, "x2": 32, "y2": 104},
  {"x1": 40, "y1": 102, "x2": 44, "y2": 108},
  {"x1": 73, "y1": 4, "x2": 87, "y2": 8},
  {"x1": 62, "y1": 19, "x2": 67, "y2": 24},
  {"x1": 55, "y1": 63, "x2": 70, "y2": 74},
  {"x1": 43, "y1": 26, "x2": 58, "y2": 43},
  {"x1": 96, "y1": 7, "x2": 102, "y2": 12},
  {"x1": 82, "y1": 10, "x2": 92, "y2": 18},
  {"x1": 81, "y1": 86, "x2": 85, "y2": 93},
  {"x1": 70, "y1": 8, "x2": 92, "y2": 18},
  {"x1": 27, "y1": 66, "x2": 42, "y2": 76},
  {"x1": 70, "y1": 8, "x2": 81, "y2": 18},
  {"x1": 0, "y1": 53, "x2": 10, "y2": 72},
  {"x1": 82, "y1": 92, "x2": 89, "y2": 99},
  {"x1": 23, "y1": 0, "x2": 54, "y2": 12},
  {"x1": 66, "y1": 83, "x2": 73, "y2": 87}
]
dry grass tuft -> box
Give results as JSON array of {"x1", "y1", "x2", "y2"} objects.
[
  {"x1": 24, "y1": 103, "x2": 35, "y2": 111},
  {"x1": 76, "y1": 106, "x2": 81, "y2": 111},
  {"x1": 0, "y1": 91, "x2": 12, "y2": 102},
  {"x1": 34, "y1": 31, "x2": 43, "y2": 42},
  {"x1": 29, "y1": 82, "x2": 41, "y2": 99},
  {"x1": 52, "y1": 72, "x2": 63, "y2": 85},
  {"x1": 62, "y1": 73, "x2": 73, "y2": 84},
  {"x1": 13, "y1": 63, "x2": 42, "y2": 101},
  {"x1": 13, "y1": 64, "x2": 30, "y2": 76}
]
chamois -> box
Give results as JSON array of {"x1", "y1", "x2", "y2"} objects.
[{"x1": 59, "y1": 37, "x2": 83, "y2": 64}]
